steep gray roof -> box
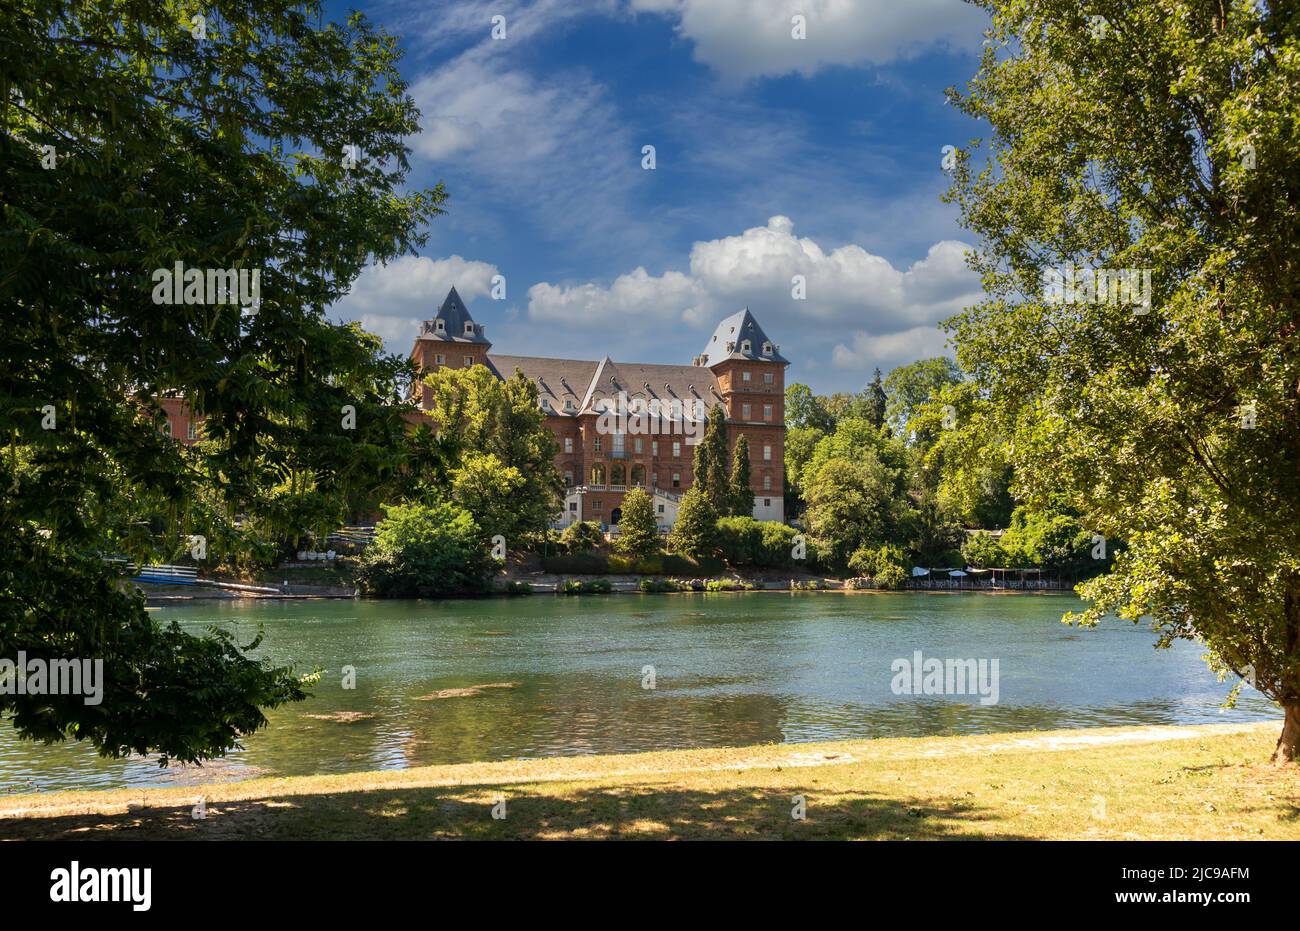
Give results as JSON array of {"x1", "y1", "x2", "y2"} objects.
[
  {"x1": 488, "y1": 354, "x2": 722, "y2": 419},
  {"x1": 698, "y1": 308, "x2": 787, "y2": 366},
  {"x1": 415, "y1": 287, "x2": 490, "y2": 344}
]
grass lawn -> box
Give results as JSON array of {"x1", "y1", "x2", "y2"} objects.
[{"x1": 2, "y1": 721, "x2": 1297, "y2": 840}]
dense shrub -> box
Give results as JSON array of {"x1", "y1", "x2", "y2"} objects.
[
  {"x1": 357, "y1": 502, "x2": 493, "y2": 598},
  {"x1": 503, "y1": 581, "x2": 533, "y2": 595},
  {"x1": 562, "y1": 578, "x2": 612, "y2": 594},
  {"x1": 716, "y1": 517, "x2": 803, "y2": 568},
  {"x1": 704, "y1": 578, "x2": 757, "y2": 592},
  {"x1": 609, "y1": 555, "x2": 664, "y2": 574},
  {"x1": 639, "y1": 578, "x2": 684, "y2": 592},
  {"x1": 560, "y1": 520, "x2": 603, "y2": 554}
]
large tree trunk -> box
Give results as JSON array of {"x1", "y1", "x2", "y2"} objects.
[{"x1": 1273, "y1": 703, "x2": 1300, "y2": 764}]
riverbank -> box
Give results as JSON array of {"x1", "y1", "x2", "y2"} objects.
[{"x1": 3, "y1": 721, "x2": 1295, "y2": 840}]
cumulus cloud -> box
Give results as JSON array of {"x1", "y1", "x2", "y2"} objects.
[
  {"x1": 528, "y1": 267, "x2": 710, "y2": 325},
  {"x1": 331, "y1": 254, "x2": 500, "y2": 350},
  {"x1": 527, "y1": 216, "x2": 979, "y2": 374},
  {"x1": 629, "y1": 0, "x2": 985, "y2": 83}
]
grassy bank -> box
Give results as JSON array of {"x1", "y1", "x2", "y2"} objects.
[{"x1": 2, "y1": 722, "x2": 1296, "y2": 840}]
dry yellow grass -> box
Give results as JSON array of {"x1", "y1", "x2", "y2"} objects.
[{"x1": 1, "y1": 721, "x2": 1297, "y2": 840}]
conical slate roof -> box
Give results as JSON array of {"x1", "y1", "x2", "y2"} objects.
[
  {"x1": 698, "y1": 308, "x2": 787, "y2": 366},
  {"x1": 416, "y1": 286, "x2": 491, "y2": 344}
]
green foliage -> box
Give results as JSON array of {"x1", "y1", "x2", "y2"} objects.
[
  {"x1": 560, "y1": 520, "x2": 603, "y2": 554},
  {"x1": 613, "y1": 487, "x2": 660, "y2": 559},
  {"x1": 913, "y1": 382, "x2": 1015, "y2": 528},
  {"x1": 693, "y1": 404, "x2": 731, "y2": 514},
  {"x1": 562, "y1": 578, "x2": 612, "y2": 594},
  {"x1": 639, "y1": 578, "x2": 684, "y2": 592},
  {"x1": 357, "y1": 502, "x2": 492, "y2": 598},
  {"x1": 503, "y1": 581, "x2": 533, "y2": 595},
  {"x1": 1, "y1": 0, "x2": 445, "y2": 760},
  {"x1": 804, "y1": 456, "x2": 906, "y2": 571},
  {"x1": 782, "y1": 424, "x2": 823, "y2": 519},
  {"x1": 716, "y1": 516, "x2": 799, "y2": 568},
  {"x1": 704, "y1": 579, "x2": 758, "y2": 592},
  {"x1": 865, "y1": 368, "x2": 887, "y2": 430},
  {"x1": 848, "y1": 543, "x2": 910, "y2": 581},
  {"x1": 884, "y1": 358, "x2": 963, "y2": 437},
  {"x1": 727, "y1": 434, "x2": 754, "y2": 517},
  {"x1": 785, "y1": 384, "x2": 835, "y2": 432},
  {"x1": 999, "y1": 507, "x2": 1098, "y2": 576},
  {"x1": 668, "y1": 486, "x2": 721, "y2": 558},
  {"x1": 961, "y1": 533, "x2": 1009, "y2": 569},
  {"x1": 450, "y1": 451, "x2": 527, "y2": 544},
  {"x1": 905, "y1": 489, "x2": 966, "y2": 567},
  {"x1": 423, "y1": 366, "x2": 562, "y2": 538},
  {"x1": 946, "y1": 0, "x2": 1300, "y2": 752}
]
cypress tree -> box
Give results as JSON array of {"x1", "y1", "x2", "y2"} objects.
[
  {"x1": 727, "y1": 434, "x2": 753, "y2": 517},
  {"x1": 694, "y1": 403, "x2": 731, "y2": 513}
]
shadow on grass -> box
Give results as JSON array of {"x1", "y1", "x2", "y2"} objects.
[{"x1": 3, "y1": 782, "x2": 1029, "y2": 840}]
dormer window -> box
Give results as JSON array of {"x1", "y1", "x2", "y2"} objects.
[
  {"x1": 541, "y1": 399, "x2": 551, "y2": 411},
  {"x1": 435, "y1": 319, "x2": 445, "y2": 332},
  {"x1": 564, "y1": 399, "x2": 576, "y2": 412},
  {"x1": 464, "y1": 322, "x2": 474, "y2": 335},
  {"x1": 741, "y1": 339, "x2": 751, "y2": 353},
  {"x1": 762, "y1": 341, "x2": 773, "y2": 356}
]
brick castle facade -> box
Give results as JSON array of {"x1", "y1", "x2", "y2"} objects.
[{"x1": 411, "y1": 288, "x2": 788, "y2": 529}]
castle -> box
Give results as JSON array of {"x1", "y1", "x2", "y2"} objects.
[{"x1": 410, "y1": 288, "x2": 788, "y2": 529}]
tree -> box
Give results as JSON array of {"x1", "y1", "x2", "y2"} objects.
[
  {"x1": 727, "y1": 434, "x2": 753, "y2": 517},
  {"x1": 946, "y1": 0, "x2": 1300, "y2": 760},
  {"x1": 560, "y1": 520, "x2": 602, "y2": 554},
  {"x1": 785, "y1": 383, "x2": 835, "y2": 432},
  {"x1": 423, "y1": 366, "x2": 562, "y2": 537},
  {"x1": 668, "y1": 486, "x2": 720, "y2": 558},
  {"x1": 913, "y1": 382, "x2": 1015, "y2": 528},
  {"x1": 614, "y1": 487, "x2": 660, "y2": 559},
  {"x1": 357, "y1": 502, "x2": 492, "y2": 597},
  {"x1": 883, "y1": 357, "x2": 963, "y2": 437},
  {"x1": 2, "y1": 0, "x2": 440, "y2": 762},
  {"x1": 865, "y1": 368, "x2": 887, "y2": 429},
  {"x1": 449, "y1": 452, "x2": 527, "y2": 545},
  {"x1": 782, "y1": 425, "x2": 823, "y2": 519},
  {"x1": 692, "y1": 403, "x2": 731, "y2": 514},
  {"x1": 803, "y1": 457, "x2": 901, "y2": 570}
]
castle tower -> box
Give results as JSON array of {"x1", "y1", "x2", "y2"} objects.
[
  {"x1": 697, "y1": 308, "x2": 788, "y2": 521},
  {"x1": 410, "y1": 286, "x2": 492, "y2": 407}
]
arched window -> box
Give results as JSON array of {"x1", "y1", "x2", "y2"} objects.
[
  {"x1": 591, "y1": 463, "x2": 605, "y2": 486},
  {"x1": 611, "y1": 463, "x2": 626, "y2": 486},
  {"x1": 631, "y1": 463, "x2": 645, "y2": 486}
]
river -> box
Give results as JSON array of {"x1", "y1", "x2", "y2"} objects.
[{"x1": 0, "y1": 592, "x2": 1279, "y2": 793}]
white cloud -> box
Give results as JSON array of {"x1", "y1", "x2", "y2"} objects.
[
  {"x1": 630, "y1": 0, "x2": 985, "y2": 83},
  {"x1": 407, "y1": 37, "x2": 642, "y2": 249},
  {"x1": 831, "y1": 326, "x2": 953, "y2": 373},
  {"x1": 331, "y1": 254, "x2": 500, "y2": 350},
  {"x1": 528, "y1": 267, "x2": 710, "y2": 326},
  {"x1": 526, "y1": 216, "x2": 979, "y2": 374}
]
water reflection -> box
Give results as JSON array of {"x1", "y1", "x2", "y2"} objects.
[{"x1": 0, "y1": 593, "x2": 1280, "y2": 792}]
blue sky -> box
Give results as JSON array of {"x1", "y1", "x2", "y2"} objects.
[{"x1": 327, "y1": 0, "x2": 992, "y2": 393}]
